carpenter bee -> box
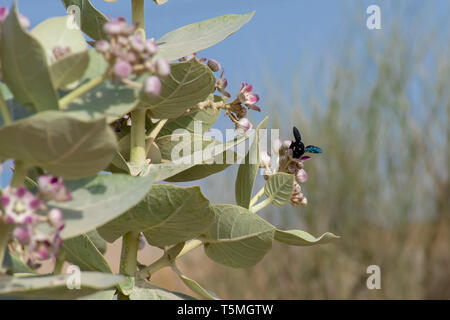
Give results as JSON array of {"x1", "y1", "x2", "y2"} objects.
[{"x1": 290, "y1": 126, "x2": 323, "y2": 159}]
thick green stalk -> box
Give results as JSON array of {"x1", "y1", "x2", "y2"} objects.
[{"x1": 119, "y1": 0, "x2": 147, "y2": 284}]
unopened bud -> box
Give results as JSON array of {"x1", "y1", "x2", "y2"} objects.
[
  {"x1": 113, "y1": 59, "x2": 132, "y2": 78},
  {"x1": 207, "y1": 59, "x2": 221, "y2": 72},
  {"x1": 155, "y1": 58, "x2": 171, "y2": 77},
  {"x1": 145, "y1": 76, "x2": 162, "y2": 96}
]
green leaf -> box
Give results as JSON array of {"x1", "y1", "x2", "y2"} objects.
[
  {"x1": 50, "y1": 51, "x2": 90, "y2": 89},
  {"x1": 173, "y1": 266, "x2": 219, "y2": 300},
  {"x1": 0, "y1": 112, "x2": 117, "y2": 179},
  {"x1": 30, "y1": 16, "x2": 89, "y2": 89},
  {"x1": 203, "y1": 204, "x2": 275, "y2": 268},
  {"x1": 62, "y1": 233, "x2": 112, "y2": 273},
  {"x1": 157, "y1": 96, "x2": 222, "y2": 137},
  {"x1": 235, "y1": 117, "x2": 268, "y2": 208},
  {"x1": 156, "y1": 133, "x2": 240, "y2": 182},
  {"x1": 63, "y1": 80, "x2": 139, "y2": 123},
  {"x1": 157, "y1": 12, "x2": 255, "y2": 61},
  {"x1": 139, "y1": 59, "x2": 216, "y2": 119},
  {"x1": 0, "y1": 83, "x2": 35, "y2": 126},
  {"x1": 0, "y1": 272, "x2": 124, "y2": 299},
  {"x1": 0, "y1": 4, "x2": 59, "y2": 111},
  {"x1": 147, "y1": 117, "x2": 264, "y2": 183},
  {"x1": 2, "y1": 250, "x2": 35, "y2": 274},
  {"x1": 50, "y1": 173, "x2": 154, "y2": 239},
  {"x1": 264, "y1": 173, "x2": 294, "y2": 207},
  {"x1": 129, "y1": 281, "x2": 195, "y2": 300},
  {"x1": 86, "y1": 230, "x2": 107, "y2": 254},
  {"x1": 274, "y1": 229, "x2": 340, "y2": 246},
  {"x1": 62, "y1": 0, "x2": 109, "y2": 41},
  {"x1": 98, "y1": 185, "x2": 215, "y2": 247}
]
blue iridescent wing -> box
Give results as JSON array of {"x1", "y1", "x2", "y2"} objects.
[
  {"x1": 305, "y1": 145, "x2": 323, "y2": 154},
  {"x1": 293, "y1": 126, "x2": 302, "y2": 142}
]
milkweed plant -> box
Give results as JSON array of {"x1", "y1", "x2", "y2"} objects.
[{"x1": 0, "y1": 0, "x2": 338, "y2": 300}]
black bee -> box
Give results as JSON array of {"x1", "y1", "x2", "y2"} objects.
[{"x1": 290, "y1": 126, "x2": 323, "y2": 159}]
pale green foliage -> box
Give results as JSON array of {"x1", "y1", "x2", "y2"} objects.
[{"x1": 0, "y1": 1, "x2": 337, "y2": 300}]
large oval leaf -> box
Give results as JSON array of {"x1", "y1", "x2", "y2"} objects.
[
  {"x1": 0, "y1": 112, "x2": 117, "y2": 179},
  {"x1": 235, "y1": 117, "x2": 268, "y2": 208},
  {"x1": 62, "y1": 232, "x2": 112, "y2": 273},
  {"x1": 0, "y1": 4, "x2": 59, "y2": 111},
  {"x1": 264, "y1": 173, "x2": 294, "y2": 207},
  {"x1": 97, "y1": 185, "x2": 215, "y2": 247},
  {"x1": 203, "y1": 204, "x2": 275, "y2": 268},
  {"x1": 157, "y1": 12, "x2": 255, "y2": 61},
  {"x1": 156, "y1": 133, "x2": 240, "y2": 182},
  {"x1": 50, "y1": 173, "x2": 154, "y2": 239},
  {"x1": 31, "y1": 16, "x2": 89, "y2": 89},
  {"x1": 139, "y1": 59, "x2": 215, "y2": 119},
  {"x1": 0, "y1": 272, "x2": 124, "y2": 299},
  {"x1": 274, "y1": 229, "x2": 340, "y2": 246}
]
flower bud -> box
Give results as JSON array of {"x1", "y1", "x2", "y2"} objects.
[
  {"x1": 155, "y1": 58, "x2": 171, "y2": 77},
  {"x1": 207, "y1": 59, "x2": 221, "y2": 72},
  {"x1": 113, "y1": 59, "x2": 132, "y2": 78},
  {"x1": 48, "y1": 208, "x2": 64, "y2": 230},
  {"x1": 144, "y1": 38, "x2": 158, "y2": 55},
  {"x1": 38, "y1": 175, "x2": 72, "y2": 202},
  {"x1": 103, "y1": 17, "x2": 127, "y2": 35},
  {"x1": 129, "y1": 33, "x2": 145, "y2": 52},
  {"x1": 296, "y1": 169, "x2": 308, "y2": 184},
  {"x1": 95, "y1": 40, "x2": 110, "y2": 53},
  {"x1": 145, "y1": 76, "x2": 162, "y2": 96},
  {"x1": 236, "y1": 118, "x2": 253, "y2": 136},
  {"x1": 13, "y1": 226, "x2": 32, "y2": 245},
  {"x1": 300, "y1": 197, "x2": 308, "y2": 207}
]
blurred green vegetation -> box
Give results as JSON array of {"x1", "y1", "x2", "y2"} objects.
[{"x1": 159, "y1": 4, "x2": 450, "y2": 299}]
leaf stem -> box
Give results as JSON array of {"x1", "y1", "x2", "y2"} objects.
[
  {"x1": 130, "y1": 108, "x2": 147, "y2": 166},
  {"x1": 53, "y1": 250, "x2": 66, "y2": 274},
  {"x1": 250, "y1": 196, "x2": 272, "y2": 213},
  {"x1": 136, "y1": 240, "x2": 202, "y2": 279},
  {"x1": 145, "y1": 118, "x2": 167, "y2": 154},
  {"x1": 58, "y1": 74, "x2": 108, "y2": 109},
  {"x1": 0, "y1": 89, "x2": 12, "y2": 125},
  {"x1": 11, "y1": 160, "x2": 28, "y2": 188},
  {"x1": 249, "y1": 186, "x2": 265, "y2": 208}
]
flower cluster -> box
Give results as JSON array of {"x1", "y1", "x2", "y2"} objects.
[
  {"x1": 95, "y1": 17, "x2": 170, "y2": 96},
  {"x1": 261, "y1": 139, "x2": 312, "y2": 207},
  {"x1": 0, "y1": 174, "x2": 71, "y2": 263}
]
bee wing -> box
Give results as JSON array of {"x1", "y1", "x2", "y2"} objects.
[
  {"x1": 305, "y1": 145, "x2": 323, "y2": 154},
  {"x1": 293, "y1": 126, "x2": 302, "y2": 142}
]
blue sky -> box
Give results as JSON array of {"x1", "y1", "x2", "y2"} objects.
[{"x1": 1, "y1": 0, "x2": 449, "y2": 187}]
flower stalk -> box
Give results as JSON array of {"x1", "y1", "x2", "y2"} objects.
[
  {"x1": 0, "y1": 89, "x2": 11, "y2": 125},
  {"x1": 59, "y1": 74, "x2": 108, "y2": 109}
]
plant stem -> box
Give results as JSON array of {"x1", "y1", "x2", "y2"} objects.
[
  {"x1": 119, "y1": 231, "x2": 140, "y2": 276},
  {"x1": 0, "y1": 89, "x2": 12, "y2": 125},
  {"x1": 145, "y1": 118, "x2": 167, "y2": 154},
  {"x1": 59, "y1": 74, "x2": 108, "y2": 109},
  {"x1": 130, "y1": 108, "x2": 147, "y2": 166},
  {"x1": 250, "y1": 197, "x2": 272, "y2": 213},
  {"x1": 249, "y1": 186, "x2": 265, "y2": 208},
  {"x1": 136, "y1": 240, "x2": 202, "y2": 279},
  {"x1": 117, "y1": 0, "x2": 146, "y2": 295},
  {"x1": 53, "y1": 250, "x2": 66, "y2": 274},
  {"x1": 11, "y1": 160, "x2": 28, "y2": 188},
  {"x1": 0, "y1": 221, "x2": 9, "y2": 272}
]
